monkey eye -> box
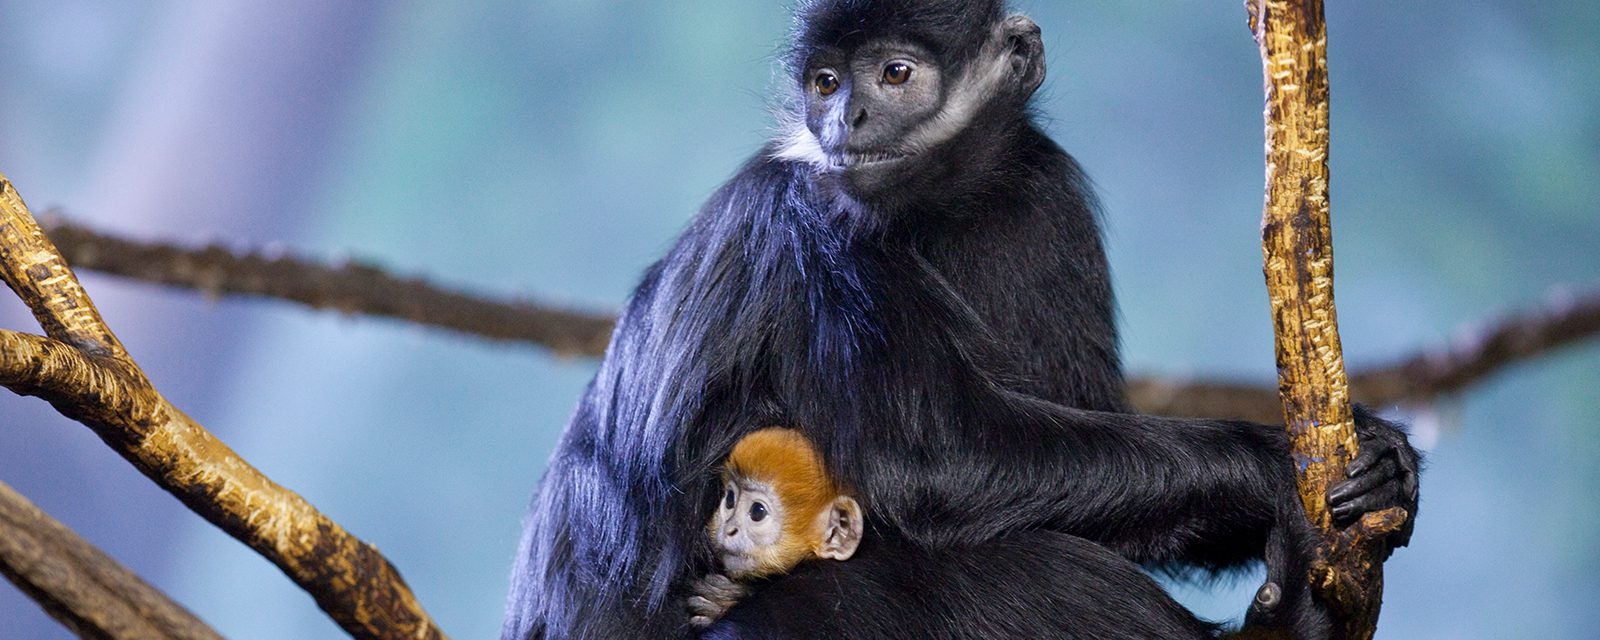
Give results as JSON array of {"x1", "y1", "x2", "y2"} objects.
[
  {"x1": 749, "y1": 501, "x2": 768, "y2": 522},
  {"x1": 723, "y1": 488, "x2": 735, "y2": 510},
  {"x1": 882, "y1": 62, "x2": 911, "y2": 85},
  {"x1": 814, "y1": 72, "x2": 840, "y2": 96}
]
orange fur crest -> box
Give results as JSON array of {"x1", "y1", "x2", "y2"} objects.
[{"x1": 725, "y1": 428, "x2": 839, "y2": 565}]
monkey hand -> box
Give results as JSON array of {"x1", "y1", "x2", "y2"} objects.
[
  {"x1": 1327, "y1": 404, "x2": 1422, "y2": 555},
  {"x1": 1245, "y1": 406, "x2": 1421, "y2": 639},
  {"x1": 686, "y1": 573, "x2": 751, "y2": 629}
]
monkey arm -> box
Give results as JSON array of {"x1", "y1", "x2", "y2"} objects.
[
  {"x1": 808, "y1": 252, "x2": 1420, "y2": 574},
  {"x1": 1012, "y1": 402, "x2": 1302, "y2": 570},
  {"x1": 1023, "y1": 400, "x2": 1417, "y2": 568},
  {"x1": 843, "y1": 396, "x2": 1280, "y2": 568},
  {"x1": 839, "y1": 384, "x2": 1417, "y2": 575}
]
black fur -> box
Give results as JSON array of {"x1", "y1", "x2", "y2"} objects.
[
  {"x1": 787, "y1": 0, "x2": 1004, "y2": 76},
  {"x1": 503, "y1": 2, "x2": 1418, "y2": 638},
  {"x1": 705, "y1": 531, "x2": 1222, "y2": 640}
]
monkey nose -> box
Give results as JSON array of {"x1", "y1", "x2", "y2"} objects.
[
  {"x1": 849, "y1": 106, "x2": 868, "y2": 129},
  {"x1": 724, "y1": 526, "x2": 738, "y2": 538}
]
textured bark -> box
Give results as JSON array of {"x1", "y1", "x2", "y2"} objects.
[
  {"x1": 0, "y1": 173, "x2": 446, "y2": 640},
  {"x1": 1248, "y1": 1, "x2": 1403, "y2": 638},
  {"x1": 0, "y1": 480, "x2": 223, "y2": 640}
]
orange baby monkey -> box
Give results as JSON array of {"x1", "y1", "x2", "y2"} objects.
[{"x1": 687, "y1": 427, "x2": 864, "y2": 628}]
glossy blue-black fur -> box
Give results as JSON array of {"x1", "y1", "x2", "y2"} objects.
[
  {"x1": 504, "y1": 1, "x2": 1416, "y2": 638},
  {"x1": 705, "y1": 531, "x2": 1222, "y2": 640}
]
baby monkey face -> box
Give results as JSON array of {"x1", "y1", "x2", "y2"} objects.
[{"x1": 712, "y1": 478, "x2": 786, "y2": 578}]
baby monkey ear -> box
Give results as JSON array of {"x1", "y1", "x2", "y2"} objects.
[{"x1": 816, "y1": 496, "x2": 864, "y2": 561}]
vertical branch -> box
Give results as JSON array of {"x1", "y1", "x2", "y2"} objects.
[{"x1": 1247, "y1": 1, "x2": 1404, "y2": 638}]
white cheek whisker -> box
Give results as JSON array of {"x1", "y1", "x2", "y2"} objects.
[
  {"x1": 771, "y1": 116, "x2": 831, "y2": 169},
  {"x1": 900, "y1": 46, "x2": 1012, "y2": 153}
]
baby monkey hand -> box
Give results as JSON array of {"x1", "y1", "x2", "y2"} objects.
[{"x1": 687, "y1": 573, "x2": 751, "y2": 628}]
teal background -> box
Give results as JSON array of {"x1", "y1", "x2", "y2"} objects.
[{"x1": 0, "y1": 2, "x2": 1596, "y2": 638}]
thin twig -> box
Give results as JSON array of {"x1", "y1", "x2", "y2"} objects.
[
  {"x1": 0, "y1": 175, "x2": 446, "y2": 640},
  {"x1": 0, "y1": 479, "x2": 223, "y2": 640}
]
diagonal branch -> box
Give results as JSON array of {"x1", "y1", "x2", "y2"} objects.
[
  {"x1": 0, "y1": 479, "x2": 223, "y2": 640},
  {"x1": 1352, "y1": 289, "x2": 1600, "y2": 406},
  {"x1": 0, "y1": 174, "x2": 446, "y2": 640},
  {"x1": 1130, "y1": 287, "x2": 1600, "y2": 422}
]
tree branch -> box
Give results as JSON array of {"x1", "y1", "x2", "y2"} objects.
[
  {"x1": 0, "y1": 479, "x2": 223, "y2": 640},
  {"x1": 0, "y1": 175, "x2": 446, "y2": 640},
  {"x1": 1131, "y1": 287, "x2": 1600, "y2": 422},
  {"x1": 1352, "y1": 288, "x2": 1600, "y2": 407},
  {"x1": 1250, "y1": 0, "x2": 1393, "y2": 637},
  {"x1": 41, "y1": 212, "x2": 1599, "y2": 422},
  {"x1": 41, "y1": 214, "x2": 615, "y2": 358}
]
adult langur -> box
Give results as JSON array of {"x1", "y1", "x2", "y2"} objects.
[{"x1": 504, "y1": 2, "x2": 1419, "y2": 638}]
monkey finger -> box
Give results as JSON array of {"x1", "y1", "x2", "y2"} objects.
[
  {"x1": 1345, "y1": 454, "x2": 1397, "y2": 488},
  {"x1": 692, "y1": 586, "x2": 738, "y2": 602},
  {"x1": 699, "y1": 574, "x2": 746, "y2": 597},
  {"x1": 1330, "y1": 479, "x2": 1397, "y2": 519},
  {"x1": 687, "y1": 595, "x2": 726, "y2": 618},
  {"x1": 1329, "y1": 457, "x2": 1396, "y2": 505},
  {"x1": 1344, "y1": 444, "x2": 1390, "y2": 477},
  {"x1": 689, "y1": 615, "x2": 716, "y2": 629},
  {"x1": 1330, "y1": 489, "x2": 1396, "y2": 525}
]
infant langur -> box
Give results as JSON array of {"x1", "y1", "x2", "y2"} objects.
[{"x1": 687, "y1": 427, "x2": 865, "y2": 628}]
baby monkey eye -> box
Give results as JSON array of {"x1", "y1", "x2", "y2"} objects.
[
  {"x1": 882, "y1": 62, "x2": 911, "y2": 85},
  {"x1": 814, "y1": 72, "x2": 840, "y2": 96},
  {"x1": 723, "y1": 488, "x2": 735, "y2": 509},
  {"x1": 749, "y1": 501, "x2": 768, "y2": 522}
]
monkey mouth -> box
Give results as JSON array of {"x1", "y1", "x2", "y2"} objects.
[
  {"x1": 831, "y1": 151, "x2": 911, "y2": 169},
  {"x1": 720, "y1": 554, "x2": 756, "y2": 577}
]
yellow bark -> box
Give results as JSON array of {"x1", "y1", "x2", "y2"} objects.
[
  {"x1": 0, "y1": 172, "x2": 445, "y2": 640},
  {"x1": 1248, "y1": 1, "x2": 1405, "y2": 638}
]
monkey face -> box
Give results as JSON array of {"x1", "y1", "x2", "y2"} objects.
[
  {"x1": 776, "y1": 15, "x2": 1047, "y2": 209},
  {"x1": 798, "y1": 40, "x2": 945, "y2": 199},
  {"x1": 710, "y1": 478, "x2": 789, "y2": 579}
]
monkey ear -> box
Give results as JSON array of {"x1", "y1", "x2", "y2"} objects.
[
  {"x1": 817, "y1": 496, "x2": 864, "y2": 561},
  {"x1": 1000, "y1": 14, "x2": 1046, "y2": 98}
]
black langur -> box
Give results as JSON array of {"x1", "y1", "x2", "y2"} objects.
[
  {"x1": 504, "y1": 2, "x2": 1420, "y2": 639},
  {"x1": 687, "y1": 427, "x2": 864, "y2": 628}
]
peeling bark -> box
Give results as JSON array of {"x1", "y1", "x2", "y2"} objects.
[{"x1": 1248, "y1": 1, "x2": 1402, "y2": 638}]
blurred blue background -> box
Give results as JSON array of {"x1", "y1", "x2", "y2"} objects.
[{"x1": 0, "y1": 1, "x2": 1595, "y2": 638}]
